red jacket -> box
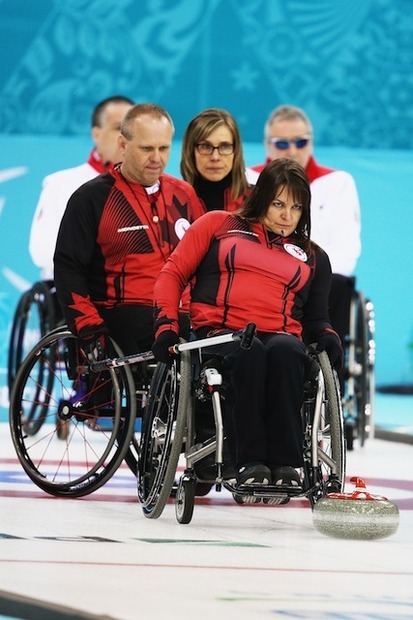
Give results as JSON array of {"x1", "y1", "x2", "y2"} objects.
[
  {"x1": 54, "y1": 167, "x2": 205, "y2": 336},
  {"x1": 154, "y1": 210, "x2": 334, "y2": 344}
]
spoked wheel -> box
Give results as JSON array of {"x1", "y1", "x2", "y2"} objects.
[
  {"x1": 123, "y1": 361, "x2": 157, "y2": 477},
  {"x1": 304, "y1": 350, "x2": 346, "y2": 507},
  {"x1": 354, "y1": 294, "x2": 375, "y2": 446},
  {"x1": 138, "y1": 346, "x2": 192, "y2": 519},
  {"x1": 175, "y1": 473, "x2": 196, "y2": 524},
  {"x1": 9, "y1": 327, "x2": 136, "y2": 497},
  {"x1": 343, "y1": 292, "x2": 376, "y2": 449},
  {"x1": 8, "y1": 281, "x2": 57, "y2": 395}
]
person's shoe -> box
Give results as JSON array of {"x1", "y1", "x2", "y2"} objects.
[
  {"x1": 236, "y1": 463, "x2": 271, "y2": 486},
  {"x1": 263, "y1": 466, "x2": 301, "y2": 505},
  {"x1": 272, "y1": 466, "x2": 301, "y2": 486},
  {"x1": 195, "y1": 482, "x2": 213, "y2": 497}
]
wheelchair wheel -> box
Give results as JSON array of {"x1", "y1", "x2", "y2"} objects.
[
  {"x1": 8, "y1": 281, "x2": 57, "y2": 394},
  {"x1": 138, "y1": 346, "x2": 192, "y2": 519},
  {"x1": 304, "y1": 350, "x2": 346, "y2": 507},
  {"x1": 122, "y1": 361, "x2": 157, "y2": 477},
  {"x1": 344, "y1": 292, "x2": 375, "y2": 448},
  {"x1": 175, "y1": 473, "x2": 196, "y2": 524},
  {"x1": 9, "y1": 326, "x2": 137, "y2": 497}
]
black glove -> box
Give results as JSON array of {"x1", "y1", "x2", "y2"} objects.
[
  {"x1": 316, "y1": 330, "x2": 344, "y2": 371},
  {"x1": 152, "y1": 330, "x2": 179, "y2": 366},
  {"x1": 80, "y1": 331, "x2": 114, "y2": 364}
]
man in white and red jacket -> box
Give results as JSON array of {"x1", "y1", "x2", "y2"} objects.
[
  {"x1": 29, "y1": 95, "x2": 134, "y2": 280},
  {"x1": 249, "y1": 104, "x2": 361, "y2": 348}
]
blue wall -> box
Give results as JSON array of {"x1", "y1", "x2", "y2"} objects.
[
  {"x1": 1, "y1": 0, "x2": 413, "y2": 416},
  {"x1": 1, "y1": 0, "x2": 413, "y2": 148}
]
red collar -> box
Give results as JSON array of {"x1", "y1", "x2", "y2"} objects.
[
  {"x1": 305, "y1": 156, "x2": 334, "y2": 182},
  {"x1": 87, "y1": 148, "x2": 115, "y2": 174},
  {"x1": 259, "y1": 155, "x2": 334, "y2": 183}
]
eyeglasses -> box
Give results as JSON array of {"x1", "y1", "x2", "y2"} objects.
[
  {"x1": 267, "y1": 136, "x2": 311, "y2": 150},
  {"x1": 195, "y1": 142, "x2": 234, "y2": 156}
]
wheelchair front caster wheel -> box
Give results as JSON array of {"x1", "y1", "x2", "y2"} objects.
[{"x1": 175, "y1": 474, "x2": 196, "y2": 524}]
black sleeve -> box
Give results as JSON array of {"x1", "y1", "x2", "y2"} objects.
[
  {"x1": 301, "y1": 247, "x2": 335, "y2": 344},
  {"x1": 53, "y1": 180, "x2": 108, "y2": 336}
]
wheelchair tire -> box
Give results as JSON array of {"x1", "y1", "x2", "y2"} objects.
[
  {"x1": 344, "y1": 292, "x2": 375, "y2": 448},
  {"x1": 355, "y1": 294, "x2": 375, "y2": 446},
  {"x1": 138, "y1": 346, "x2": 192, "y2": 519},
  {"x1": 8, "y1": 281, "x2": 57, "y2": 395},
  {"x1": 9, "y1": 326, "x2": 137, "y2": 497},
  {"x1": 305, "y1": 349, "x2": 346, "y2": 507},
  {"x1": 175, "y1": 473, "x2": 196, "y2": 524},
  {"x1": 122, "y1": 361, "x2": 157, "y2": 477}
]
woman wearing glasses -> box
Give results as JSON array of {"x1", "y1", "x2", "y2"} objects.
[
  {"x1": 179, "y1": 108, "x2": 257, "y2": 491},
  {"x1": 251, "y1": 105, "x2": 361, "y2": 382},
  {"x1": 180, "y1": 108, "x2": 258, "y2": 213}
]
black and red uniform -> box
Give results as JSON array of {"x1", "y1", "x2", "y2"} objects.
[
  {"x1": 251, "y1": 156, "x2": 361, "y2": 365},
  {"x1": 54, "y1": 166, "x2": 205, "y2": 354},
  {"x1": 154, "y1": 210, "x2": 337, "y2": 469}
]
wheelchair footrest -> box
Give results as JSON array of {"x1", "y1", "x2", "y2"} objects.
[{"x1": 225, "y1": 481, "x2": 304, "y2": 500}]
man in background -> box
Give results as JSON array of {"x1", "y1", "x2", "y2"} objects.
[
  {"x1": 29, "y1": 95, "x2": 134, "y2": 280},
  {"x1": 250, "y1": 104, "x2": 361, "y2": 349}
]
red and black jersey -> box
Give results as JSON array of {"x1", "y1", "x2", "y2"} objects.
[
  {"x1": 54, "y1": 167, "x2": 205, "y2": 336},
  {"x1": 154, "y1": 210, "x2": 334, "y2": 343}
]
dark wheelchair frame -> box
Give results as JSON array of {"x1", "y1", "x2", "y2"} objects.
[
  {"x1": 8, "y1": 323, "x2": 154, "y2": 497},
  {"x1": 341, "y1": 290, "x2": 376, "y2": 450},
  {"x1": 136, "y1": 324, "x2": 346, "y2": 524},
  {"x1": 7, "y1": 280, "x2": 59, "y2": 395}
]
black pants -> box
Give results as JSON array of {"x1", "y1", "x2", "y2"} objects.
[
  {"x1": 99, "y1": 304, "x2": 190, "y2": 356},
  {"x1": 199, "y1": 332, "x2": 311, "y2": 470}
]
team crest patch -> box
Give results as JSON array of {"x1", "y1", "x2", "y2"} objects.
[
  {"x1": 174, "y1": 218, "x2": 190, "y2": 239},
  {"x1": 283, "y1": 243, "x2": 308, "y2": 262}
]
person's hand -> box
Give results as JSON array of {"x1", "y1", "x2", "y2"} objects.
[
  {"x1": 316, "y1": 330, "x2": 343, "y2": 371},
  {"x1": 152, "y1": 330, "x2": 179, "y2": 366},
  {"x1": 80, "y1": 332, "x2": 114, "y2": 364}
]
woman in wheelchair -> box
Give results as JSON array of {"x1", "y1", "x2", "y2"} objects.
[{"x1": 152, "y1": 158, "x2": 343, "y2": 502}]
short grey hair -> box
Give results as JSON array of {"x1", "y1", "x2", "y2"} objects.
[{"x1": 264, "y1": 105, "x2": 313, "y2": 139}]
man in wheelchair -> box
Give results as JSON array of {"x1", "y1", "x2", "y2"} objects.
[{"x1": 152, "y1": 158, "x2": 343, "y2": 503}]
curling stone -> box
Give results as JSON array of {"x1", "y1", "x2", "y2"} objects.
[{"x1": 313, "y1": 477, "x2": 399, "y2": 540}]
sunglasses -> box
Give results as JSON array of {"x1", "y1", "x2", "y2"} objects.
[{"x1": 267, "y1": 136, "x2": 311, "y2": 150}]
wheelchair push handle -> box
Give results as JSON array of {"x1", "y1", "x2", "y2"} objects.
[
  {"x1": 172, "y1": 322, "x2": 257, "y2": 354},
  {"x1": 240, "y1": 322, "x2": 256, "y2": 350},
  {"x1": 89, "y1": 349, "x2": 155, "y2": 372},
  {"x1": 89, "y1": 323, "x2": 257, "y2": 372}
]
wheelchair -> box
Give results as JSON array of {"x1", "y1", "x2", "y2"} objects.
[
  {"x1": 137, "y1": 325, "x2": 346, "y2": 524},
  {"x1": 8, "y1": 324, "x2": 156, "y2": 497},
  {"x1": 8, "y1": 280, "x2": 60, "y2": 395},
  {"x1": 342, "y1": 290, "x2": 376, "y2": 450}
]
